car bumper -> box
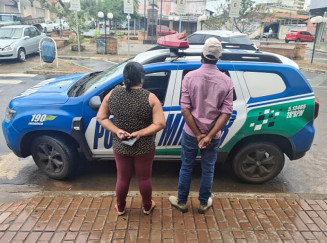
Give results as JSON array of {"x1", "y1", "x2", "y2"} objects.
[
  {"x1": 0, "y1": 50, "x2": 15, "y2": 60},
  {"x1": 2, "y1": 120, "x2": 22, "y2": 157}
]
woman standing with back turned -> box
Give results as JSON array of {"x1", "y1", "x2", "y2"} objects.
[{"x1": 97, "y1": 61, "x2": 166, "y2": 216}]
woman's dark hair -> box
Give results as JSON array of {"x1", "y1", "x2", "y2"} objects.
[
  {"x1": 123, "y1": 61, "x2": 145, "y2": 92},
  {"x1": 201, "y1": 53, "x2": 218, "y2": 65}
]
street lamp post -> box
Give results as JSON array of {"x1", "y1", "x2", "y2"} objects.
[
  {"x1": 310, "y1": 16, "x2": 323, "y2": 64},
  {"x1": 97, "y1": 11, "x2": 113, "y2": 54},
  {"x1": 127, "y1": 14, "x2": 131, "y2": 56}
]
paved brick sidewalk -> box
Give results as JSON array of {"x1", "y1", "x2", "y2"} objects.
[{"x1": 1, "y1": 195, "x2": 327, "y2": 242}]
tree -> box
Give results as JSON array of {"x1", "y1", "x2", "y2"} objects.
[{"x1": 204, "y1": 0, "x2": 273, "y2": 33}]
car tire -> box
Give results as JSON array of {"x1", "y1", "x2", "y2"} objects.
[
  {"x1": 285, "y1": 40, "x2": 289, "y2": 43},
  {"x1": 295, "y1": 39, "x2": 300, "y2": 42},
  {"x1": 232, "y1": 142, "x2": 284, "y2": 184},
  {"x1": 31, "y1": 135, "x2": 78, "y2": 180},
  {"x1": 17, "y1": 48, "x2": 26, "y2": 62}
]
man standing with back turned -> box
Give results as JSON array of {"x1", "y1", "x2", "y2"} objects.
[{"x1": 169, "y1": 38, "x2": 234, "y2": 214}]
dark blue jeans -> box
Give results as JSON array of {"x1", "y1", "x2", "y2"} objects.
[{"x1": 178, "y1": 131, "x2": 220, "y2": 205}]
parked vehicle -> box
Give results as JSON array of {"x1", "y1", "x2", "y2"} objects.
[
  {"x1": 54, "y1": 19, "x2": 69, "y2": 30},
  {"x1": 285, "y1": 30, "x2": 314, "y2": 43},
  {"x1": 0, "y1": 13, "x2": 44, "y2": 30},
  {"x1": 262, "y1": 32, "x2": 277, "y2": 39},
  {"x1": 185, "y1": 30, "x2": 257, "y2": 49},
  {"x1": 85, "y1": 20, "x2": 96, "y2": 29},
  {"x1": 0, "y1": 25, "x2": 46, "y2": 61},
  {"x1": 2, "y1": 34, "x2": 319, "y2": 183},
  {"x1": 147, "y1": 32, "x2": 298, "y2": 68},
  {"x1": 0, "y1": 14, "x2": 21, "y2": 26},
  {"x1": 40, "y1": 20, "x2": 55, "y2": 33},
  {"x1": 157, "y1": 25, "x2": 176, "y2": 36}
]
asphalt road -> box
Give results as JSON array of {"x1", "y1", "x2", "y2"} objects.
[{"x1": 0, "y1": 56, "x2": 326, "y2": 203}]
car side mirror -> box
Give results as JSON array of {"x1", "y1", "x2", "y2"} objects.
[
  {"x1": 89, "y1": 96, "x2": 101, "y2": 111},
  {"x1": 23, "y1": 36, "x2": 30, "y2": 40}
]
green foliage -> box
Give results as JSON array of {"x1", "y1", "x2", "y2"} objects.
[
  {"x1": 114, "y1": 32, "x2": 125, "y2": 39},
  {"x1": 42, "y1": 0, "x2": 140, "y2": 31},
  {"x1": 93, "y1": 29, "x2": 101, "y2": 39},
  {"x1": 204, "y1": 0, "x2": 273, "y2": 33}
]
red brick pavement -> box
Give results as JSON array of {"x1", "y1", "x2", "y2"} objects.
[{"x1": 1, "y1": 195, "x2": 327, "y2": 242}]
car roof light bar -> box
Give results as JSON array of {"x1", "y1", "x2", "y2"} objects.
[{"x1": 157, "y1": 33, "x2": 189, "y2": 49}]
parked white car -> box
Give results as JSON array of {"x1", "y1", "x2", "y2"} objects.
[
  {"x1": 54, "y1": 19, "x2": 69, "y2": 30},
  {"x1": 0, "y1": 25, "x2": 46, "y2": 61},
  {"x1": 40, "y1": 20, "x2": 55, "y2": 33}
]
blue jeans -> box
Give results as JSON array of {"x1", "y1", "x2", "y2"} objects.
[{"x1": 178, "y1": 131, "x2": 220, "y2": 205}]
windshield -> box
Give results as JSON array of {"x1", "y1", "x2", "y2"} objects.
[
  {"x1": 0, "y1": 28, "x2": 22, "y2": 39},
  {"x1": 222, "y1": 36, "x2": 252, "y2": 45},
  {"x1": 77, "y1": 58, "x2": 131, "y2": 96},
  {"x1": 0, "y1": 15, "x2": 13, "y2": 21}
]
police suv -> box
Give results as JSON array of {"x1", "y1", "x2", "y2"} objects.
[{"x1": 2, "y1": 34, "x2": 319, "y2": 183}]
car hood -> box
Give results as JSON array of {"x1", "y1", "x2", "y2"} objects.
[
  {"x1": 0, "y1": 39, "x2": 17, "y2": 48},
  {"x1": 10, "y1": 73, "x2": 88, "y2": 108}
]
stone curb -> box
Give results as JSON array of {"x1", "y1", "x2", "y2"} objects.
[{"x1": 36, "y1": 190, "x2": 327, "y2": 200}]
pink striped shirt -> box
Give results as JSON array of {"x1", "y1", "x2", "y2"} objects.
[{"x1": 180, "y1": 64, "x2": 234, "y2": 139}]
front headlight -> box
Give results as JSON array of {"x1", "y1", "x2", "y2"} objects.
[
  {"x1": 5, "y1": 107, "x2": 16, "y2": 122},
  {"x1": 2, "y1": 45, "x2": 13, "y2": 51}
]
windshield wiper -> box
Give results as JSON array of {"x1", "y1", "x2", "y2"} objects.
[{"x1": 69, "y1": 71, "x2": 102, "y2": 97}]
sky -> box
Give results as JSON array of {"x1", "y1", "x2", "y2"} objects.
[{"x1": 206, "y1": 0, "x2": 312, "y2": 13}]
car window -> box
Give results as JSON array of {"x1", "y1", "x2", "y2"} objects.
[
  {"x1": 76, "y1": 59, "x2": 131, "y2": 96},
  {"x1": 24, "y1": 28, "x2": 31, "y2": 37},
  {"x1": 205, "y1": 35, "x2": 222, "y2": 42},
  {"x1": 225, "y1": 36, "x2": 252, "y2": 45},
  {"x1": 180, "y1": 69, "x2": 236, "y2": 102},
  {"x1": 0, "y1": 28, "x2": 22, "y2": 39},
  {"x1": 187, "y1": 34, "x2": 205, "y2": 44},
  {"x1": 30, "y1": 27, "x2": 40, "y2": 37},
  {"x1": 243, "y1": 72, "x2": 286, "y2": 98},
  {"x1": 0, "y1": 15, "x2": 12, "y2": 21},
  {"x1": 143, "y1": 71, "x2": 170, "y2": 105}
]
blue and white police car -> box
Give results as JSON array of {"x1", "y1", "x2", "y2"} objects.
[{"x1": 2, "y1": 34, "x2": 319, "y2": 183}]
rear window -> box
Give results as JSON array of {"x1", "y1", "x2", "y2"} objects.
[
  {"x1": 187, "y1": 34, "x2": 205, "y2": 44},
  {"x1": 243, "y1": 72, "x2": 286, "y2": 98},
  {"x1": 205, "y1": 35, "x2": 252, "y2": 45}
]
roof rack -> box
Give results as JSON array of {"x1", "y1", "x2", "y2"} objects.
[
  {"x1": 141, "y1": 49, "x2": 283, "y2": 65},
  {"x1": 168, "y1": 49, "x2": 282, "y2": 64}
]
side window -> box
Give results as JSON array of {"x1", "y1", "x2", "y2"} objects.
[
  {"x1": 24, "y1": 28, "x2": 31, "y2": 37},
  {"x1": 30, "y1": 27, "x2": 40, "y2": 37},
  {"x1": 187, "y1": 34, "x2": 205, "y2": 44},
  {"x1": 180, "y1": 69, "x2": 236, "y2": 103},
  {"x1": 143, "y1": 71, "x2": 170, "y2": 105},
  {"x1": 243, "y1": 72, "x2": 286, "y2": 98},
  {"x1": 205, "y1": 35, "x2": 222, "y2": 42}
]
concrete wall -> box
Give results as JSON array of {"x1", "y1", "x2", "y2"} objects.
[{"x1": 260, "y1": 42, "x2": 307, "y2": 59}]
